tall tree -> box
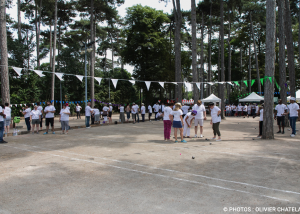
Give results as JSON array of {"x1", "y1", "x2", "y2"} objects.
[
  {"x1": 248, "y1": 37, "x2": 251, "y2": 93},
  {"x1": 208, "y1": 0, "x2": 212, "y2": 95},
  {"x1": 90, "y1": 0, "x2": 95, "y2": 107},
  {"x1": 0, "y1": 0, "x2": 10, "y2": 103},
  {"x1": 227, "y1": 7, "x2": 231, "y2": 102},
  {"x1": 51, "y1": 0, "x2": 57, "y2": 102},
  {"x1": 191, "y1": 0, "x2": 198, "y2": 101},
  {"x1": 220, "y1": 0, "x2": 225, "y2": 118},
  {"x1": 285, "y1": 0, "x2": 296, "y2": 97},
  {"x1": 263, "y1": 0, "x2": 275, "y2": 139},
  {"x1": 200, "y1": 11, "x2": 204, "y2": 99},
  {"x1": 18, "y1": 0, "x2": 22, "y2": 40}
]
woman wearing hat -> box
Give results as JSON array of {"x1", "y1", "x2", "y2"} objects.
[
  {"x1": 208, "y1": 102, "x2": 222, "y2": 141},
  {"x1": 169, "y1": 103, "x2": 187, "y2": 143}
]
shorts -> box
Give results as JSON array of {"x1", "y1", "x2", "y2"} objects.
[
  {"x1": 46, "y1": 118, "x2": 54, "y2": 127},
  {"x1": 132, "y1": 113, "x2": 136, "y2": 120},
  {"x1": 173, "y1": 121, "x2": 183, "y2": 128},
  {"x1": 32, "y1": 119, "x2": 40, "y2": 124},
  {"x1": 5, "y1": 117, "x2": 11, "y2": 126},
  {"x1": 61, "y1": 121, "x2": 69, "y2": 130},
  {"x1": 109, "y1": 112, "x2": 112, "y2": 118},
  {"x1": 95, "y1": 114, "x2": 100, "y2": 122},
  {"x1": 277, "y1": 116, "x2": 285, "y2": 126},
  {"x1": 194, "y1": 119, "x2": 204, "y2": 126}
]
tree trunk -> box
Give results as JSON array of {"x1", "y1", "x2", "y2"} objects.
[
  {"x1": 49, "y1": 23, "x2": 52, "y2": 68},
  {"x1": 263, "y1": 0, "x2": 276, "y2": 139},
  {"x1": 227, "y1": 9, "x2": 231, "y2": 103},
  {"x1": 17, "y1": 0, "x2": 21, "y2": 40},
  {"x1": 51, "y1": 0, "x2": 57, "y2": 102},
  {"x1": 90, "y1": 0, "x2": 95, "y2": 107},
  {"x1": 248, "y1": 37, "x2": 251, "y2": 93},
  {"x1": 208, "y1": 1, "x2": 212, "y2": 95},
  {"x1": 35, "y1": 0, "x2": 42, "y2": 69},
  {"x1": 173, "y1": 0, "x2": 182, "y2": 102},
  {"x1": 218, "y1": 33, "x2": 221, "y2": 97},
  {"x1": 250, "y1": 11, "x2": 261, "y2": 93},
  {"x1": 200, "y1": 12, "x2": 204, "y2": 99},
  {"x1": 240, "y1": 50, "x2": 242, "y2": 91},
  {"x1": 0, "y1": 0, "x2": 10, "y2": 103},
  {"x1": 220, "y1": 0, "x2": 225, "y2": 118},
  {"x1": 191, "y1": 0, "x2": 198, "y2": 101},
  {"x1": 285, "y1": 0, "x2": 296, "y2": 97}
]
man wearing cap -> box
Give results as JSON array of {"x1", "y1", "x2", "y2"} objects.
[
  {"x1": 192, "y1": 100, "x2": 206, "y2": 138},
  {"x1": 141, "y1": 103, "x2": 145, "y2": 122},
  {"x1": 286, "y1": 97, "x2": 300, "y2": 137},
  {"x1": 274, "y1": 99, "x2": 288, "y2": 134},
  {"x1": 208, "y1": 102, "x2": 221, "y2": 141},
  {"x1": 108, "y1": 103, "x2": 113, "y2": 124}
]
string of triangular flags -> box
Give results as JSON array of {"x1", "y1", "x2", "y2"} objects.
[{"x1": 11, "y1": 67, "x2": 284, "y2": 91}]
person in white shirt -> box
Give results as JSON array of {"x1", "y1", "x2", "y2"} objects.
[
  {"x1": 30, "y1": 105, "x2": 41, "y2": 134},
  {"x1": 257, "y1": 104, "x2": 264, "y2": 138},
  {"x1": 274, "y1": 99, "x2": 288, "y2": 134},
  {"x1": 183, "y1": 110, "x2": 197, "y2": 138},
  {"x1": 102, "y1": 104, "x2": 109, "y2": 123},
  {"x1": 0, "y1": 105, "x2": 7, "y2": 143},
  {"x1": 131, "y1": 103, "x2": 139, "y2": 124},
  {"x1": 125, "y1": 104, "x2": 131, "y2": 122},
  {"x1": 136, "y1": 104, "x2": 140, "y2": 123},
  {"x1": 251, "y1": 103, "x2": 256, "y2": 116},
  {"x1": 118, "y1": 104, "x2": 125, "y2": 123},
  {"x1": 181, "y1": 104, "x2": 190, "y2": 118},
  {"x1": 156, "y1": 111, "x2": 163, "y2": 120},
  {"x1": 161, "y1": 103, "x2": 165, "y2": 113},
  {"x1": 59, "y1": 104, "x2": 70, "y2": 134},
  {"x1": 37, "y1": 102, "x2": 44, "y2": 130},
  {"x1": 237, "y1": 103, "x2": 243, "y2": 117},
  {"x1": 209, "y1": 102, "x2": 221, "y2": 141},
  {"x1": 85, "y1": 102, "x2": 93, "y2": 128},
  {"x1": 169, "y1": 103, "x2": 187, "y2": 143},
  {"x1": 76, "y1": 103, "x2": 82, "y2": 119},
  {"x1": 243, "y1": 104, "x2": 248, "y2": 117},
  {"x1": 247, "y1": 103, "x2": 251, "y2": 116},
  {"x1": 285, "y1": 97, "x2": 300, "y2": 137},
  {"x1": 4, "y1": 103, "x2": 11, "y2": 136},
  {"x1": 192, "y1": 100, "x2": 207, "y2": 138},
  {"x1": 163, "y1": 103, "x2": 173, "y2": 141},
  {"x1": 93, "y1": 107, "x2": 100, "y2": 124},
  {"x1": 140, "y1": 103, "x2": 146, "y2": 122},
  {"x1": 21, "y1": 104, "x2": 31, "y2": 131},
  {"x1": 148, "y1": 104, "x2": 153, "y2": 121},
  {"x1": 153, "y1": 102, "x2": 160, "y2": 121},
  {"x1": 232, "y1": 104, "x2": 236, "y2": 116},
  {"x1": 43, "y1": 101, "x2": 56, "y2": 134},
  {"x1": 108, "y1": 103, "x2": 113, "y2": 124}
]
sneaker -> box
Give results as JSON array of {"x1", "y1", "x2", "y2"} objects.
[
  {"x1": 194, "y1": 134, "x2": 197, "y2": 138},
  {"x1": 43, "y1": 132, "x2": 48, "y2": 135},
  {"x1": 175, "y1": 140, "x2": 178, "y2": 143},
  {"x1": 216, "y1": 139, "x2": 222, "y2": 141},
  {"x1": 282, "y1": 131, "x2": 285, "y2": 134},
  {"x1": 86, "y1": 127, "x2": 91, "y2": 128},
  {"x1": 36, "y1": 132, "x2": 39, "y2": 134},
  {"x1": 0, "y1": 140, "x2": 8, "y2": 144},
  {"x1": 291, "y1": 134, "x2": 295, "y2": 137},
  {"x1": 52, "y1": 132, "x2": 55, "y2": 134},
  {"x1": 200, "y1": 134, "x2": 203, "y2": 138},
  {"x1": 276, "y1": 131, "x2": 281, "y2": 133},
  {"x1": 211, "y1": 137, "x2": 216, "y2": 140},
  {"x1": 181, "y1": 140, "x2": 187, "y2": 143}
]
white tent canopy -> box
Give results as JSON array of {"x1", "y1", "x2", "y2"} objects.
[
  {"x1": 287, "y1": 90, "x2": 300, "y2": 102},
  {"x1": 239, "y1": 92, "x2": 264, "y2": 102},
  {"x1": 202, "y1": 93, "x2": 221, "y2": 103}
]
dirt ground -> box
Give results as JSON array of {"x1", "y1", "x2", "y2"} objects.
[{"x1": 0, "y1": 116, "x2": 300, "y2": 214}]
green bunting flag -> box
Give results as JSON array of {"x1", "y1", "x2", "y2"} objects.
[
  {"x1": 251, "y1": 79, "x2": 255, "y2": 86},
  {"x1": 244, "y1": 80, "x2": 248, "y2": 87},
  {"x1": 234, "y1": 81, "x2": 239, "y2": 86},
  {"x1": 268, "y1": 77, "x2": 272, "y2": 84},
  {"x1": 260, "y1": 78, "x2": 264, "y2": 86}
]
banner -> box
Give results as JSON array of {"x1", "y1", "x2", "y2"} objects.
[
  {"x1": 94, "y1": 77, "x2": 102, "y2": 85},
  {"x1": 145, "y1": 81, "x2": 151, "y2": 91},
  {"x1": 76, "y1": 75, "x2": 84, "y2": 82},
  {"x1": 129, "y1": 80, "x2": 135, "y2": 85},
  {"x1": 12, "y1": 67, "x2": 22, "y2": 76},
  {"x1": 55, "y1": 73, "x2": 64, "y2": 81},
  {"x1": 111, "y1": 79, "x2": 118, "y2": 88},
  {"x1": 159, "y1": 82, "x2": 164, "y2": 88}
]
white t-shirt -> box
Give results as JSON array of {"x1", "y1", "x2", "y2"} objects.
[
  {"x1": 171, "y1": 110, "x2": 183, "y2": 121},
  {"x1": 237, "y1": 105, "x2": 243, "y2": 111},
  {"x1": 260, "y1": 109, "x2": 264, "y2": 121},
  {"x1": 184, "y1": 112, "x2": 194, "y2": 126},
  {"x1": 94, "y1": 109, "x2": 100, "y2": 115},
  {"x1": 163, "y1": 106, "x2": 172, "y2": 120},
  {"x1": 192, "y1": 104, "x2": 206, "y2": 119},
  {"x1": 153, "y1": 104, "x2": 160, "y2": 112},
  {"x1": 161, "y1": 105, "x2": 165, "y2": 112},
  {"x1": 44, "y1": 106, "x2": 55, "y2": 118},
  {"x1": 24, "y1": 108, "x2": 31, "y2": 118},
  {"x1": 119, "y1": 106, "x2": 124, "y2": 113},
  {"x1": 76, "y1": 105, "x2": 82, "y2": 112},
  {"x1": 0, "y1": 106, "x2": 3, "y2": 121},
  {"x1": 30, "y1": 109, "x2": 41, "y2": 120},
  {"x1": 255, "y1": 106, "x2": 259, "y2": 113},
  {"x1": 288, "y1": 103, "x2": 299, "y2": 117},
  {"x1": 148, "y1": 105, "x2": 152, "y2": 113},
  {"x1": 210, "y1": 106, "x2": 221, "y2": 123},
  {"x1": 232, "y1": 105, "x2": 236, "y2": 111},
  {"x1": 181, "y1": 106, "x2": 190, "y2": 115},
  {"x1": 103, "y1": 106, "x2": 109, "y2": 113},
  {"x1": 132, "y1": 105, "x2": 138, "y2": 114},
  {"x1": 141, "y1": 106, "x2": 145, "y2": 114},
  {"x1": 37, "y1": 106, "x2": 43, "y2": 113},
  {"x1": 4, "y1": 107, "x2": 11, "y2": 118},
  {"x1": 156, "y1": 112, "x2": 162, "y2": 118},
  {"x1": 60, "y1": 108, "x2": 70, "y2": 121},
  {"x1": 85, "y1": 106, "x2": 92, "y2": 116},
  {"x1": 275, "y1": 104, "x2": 288, "y2": 117},
  {"x1": 109, "y1": 106, "x2": 113, "y2": 112},
  {"x1": 243, "y1": 105, "x2": 247, "y2": 112},
  {"x1": 136, "y1": 105, "x2": 139, "y2": 113}
]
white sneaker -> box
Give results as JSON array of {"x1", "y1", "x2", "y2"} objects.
[
  {"x1": 291, "y1": 134, "x2": 295, "y2": 137},
  {"x1": 200, "y1": 134, "x2": 203, "y2": 138},
  {"x1": 216, "y1": 139, "x2": 222, "y2": 141},
  {"x1": 194, "y1": 134, "x2": 197, "y2": 138},
  {"x1": 86, "y1": 127, "x2": 91, "y2": 129}
]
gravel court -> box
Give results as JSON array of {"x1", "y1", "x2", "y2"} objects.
[{"x1": 1, "y1": 117, "x2": 300, "y2": 213}]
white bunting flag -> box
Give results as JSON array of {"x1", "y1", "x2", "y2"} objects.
[
  {"x1": 227, "y1": 82, "x2": 234, "y2": 86},
  {"x1": 15, "y1": 104, "x2": 17, "y2": 107},
  {"x1": 218, "y1": 82, "x2": 224, "y2": 84},
  {"x1": 24, "y1": 104, "x2": 26, "y2": 106},
  {"x1": 94, "y1": 77, "x2": 102, "y2": 85},
  {"x1": 111, "y1": 79, "x2": 118, "y2": 89},
  {"x1": 145, "y1": 81, "x2": 151, "y2": 91},
  {"x1": 10, "y1": 105, "x2": 12, "y2": 107},
  {"x1": 184, "y1": 82, "x2": 192, "y2": 92},
  {"x1": 171, "y1": 82, "x2": 178, "y2": 85},
  {"x1": 12, "y1": 67, "x2": 23, "y2": 76},
  {"x1": 55, "y1": 72, "x2": 64, "y2": 81},
  {"x1": 76, "y1": 75, "x2": 84, "y2": 82},
  {"x1": 32, "y1": 103, "x2": 34, "y2": 106},
  {"x1": 207, "y1": 82, "x2": 214, "y2": 85},
  {"x1": 129, "y1": 80, "x2": 135, "y2": 85},
  {"x1": 33, "y1": 70, "x2": 45, "y2": 77},
  {"x1": 196, "y1": 83, "x2": 201, "y2": 90},
  {"x1": 20, "y1": 104, "x2": 22, "y2": 107},
  {"x1": 159, "y1": 82, "x2": 164, "y2": 88}
]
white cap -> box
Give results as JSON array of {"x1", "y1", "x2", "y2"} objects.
[
  {"x1": 290, "y1": 97, "x2": 296, "y2": 101},
  {"x1": 109, "y1": 103, "x2": 112, "y2": 105}
]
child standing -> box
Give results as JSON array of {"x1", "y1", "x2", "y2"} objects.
[
  {"x1": 183, "y1": 110, "x2": 197, "y2": 138},
  {"x1": 169, "y1": 103, "x2": 187, "y2": 143}
]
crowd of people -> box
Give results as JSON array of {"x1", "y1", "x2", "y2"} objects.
[{"x1": 0, "y1": 97, "x2": 299, "y2": 144}]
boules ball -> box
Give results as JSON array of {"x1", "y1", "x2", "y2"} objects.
[{"x1": 192, "y1": 156, "x2": 195, "y2": 159}]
